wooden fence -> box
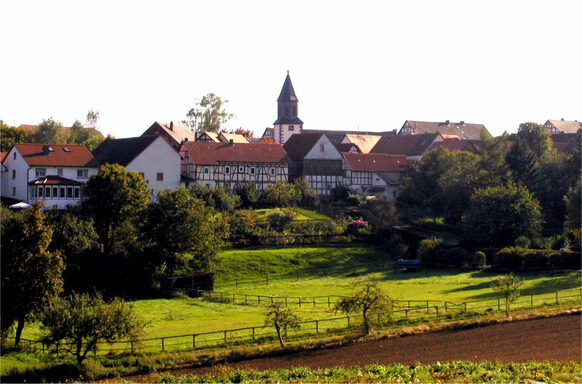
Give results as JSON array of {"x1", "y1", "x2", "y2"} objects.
[{"x1": 16, "y1": 288, "x2": 581, "y2": 356}]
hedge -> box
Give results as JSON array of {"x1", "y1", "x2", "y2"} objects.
[{"x1": 493, "y1": 248, "x2": 581, "y2": 271}]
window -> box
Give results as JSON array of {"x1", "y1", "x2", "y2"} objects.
[
  {"x1": 60, "y1": 187, "x2": 66, "y2": 198},
  {"x1": 157, "y1": 172, "x2": 164, "y2": 181},
  {"x1": 270, "y1": 167, "x2": 275, "y2": 175},
  {"x1": 224, "y1": 166, "x2": 230, "y2": 175},
  {"x1": 39, "y1": 187, "x2": 44, "y2": 198},
  {"x1": 45, "y1": 187, "x2": 51, "y2": 198},
  {"x1": 204, "y1": 167, "x2": 209, "y2": 174},
  {"x1": 289, "y1": 125, "x2": 294, "y2": 131},
  {"x1": 13, "y1": 152, "x2": 16, "y2": 160},
  {"x1": 53, "y1": 187, "x2": 58, "y2": 198},
  {"x1": 238, "y1": 166, "x2": 244, "y2": 173},
  {"x1": 67, "y1": 187, "x2": 73, "y2": 198},
  {"x1": 12, "y1": 187, "x2": 16, "y2": 196},
  {"x1": 12, "y1": 170, "x2": 15, "y2": 179},
  {"x1": 74, "y1": 187, "x2": 80, "y2": 199},
  {"x1": 77, "y1": 169, "x2": 88, "y2": 179},
  {"x1": 57, "y1": 168, "x2": 63, "y2": 176},
  {"x1": 250, "y1": 167, "x2": 255, "y2": 175},
  {"x1": 320, "y1": 144, "x2": 325, "y2": 152},
  {"x1": 35, "y1": 168, "x2": 46, "y2": 178},
  {"x1": 31, "y1": 188, "x2": 36, "y2": 198}
]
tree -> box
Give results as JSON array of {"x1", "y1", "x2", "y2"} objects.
[
  {"x1": 334, "y1": 278, "x2": 392, "y2": 335},
  {"x1": 0, "y1": 120, "x2": 31, "y2": 151},
  {"x1": 145, "y1": 188, "x2": 222, "y2": 276},
  {"x1": 81, "y1": 164, "x2": 150, "y2": 256},
  {"x1": 40, "y1": 292, "x2": 146, "y2": 365},
  {"x1": 85, "y1": 110, "x2": 100, "y2": 129},
  {"x1": 362, "y1": 199, "x2": 396, "y2": 232},
  {"x1": 293, "y1": 177, "x2": 318, "y2": 207},
  {"x1": 35, "y1": 117, "x2": 67, "y2": 143},
  {"x1": 1, "y1": 205, "x2": 64, "y2": 346},
  {"x1": 183, "y1": 93, "x2": 234, "y2": 135},
  {"x1": 506, "y1": 137, "x2": 539, "y2": 190},
  {"x1": 260, "y1": 181, "x2": 300, "y2": 208},
  {"x1": 563, "y1": 177, "x2": 581, "y2": 245},
  {"x1": 517, "y1": 122, "x2": 555, "y2": 159},
  {"x1": 264, "y1": 303, "x2": 300, "y2": 347},
  {"x1": 462, "y1": 183, "x2": 543, "y2": 246},
  {"x1": 235, "y1": 183, "x2": 259, "y2": 208},
  {"x1": 478, "y1": 131, "x2": 511, "y2": 186},
  {"x1": 490, "y1": 273, "x2": 523, "y2": 317}
]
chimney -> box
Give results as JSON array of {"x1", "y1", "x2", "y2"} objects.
[
  {"x1": 229, "y1": 139, "x2": 234, "y2": 145},
  {"x1": 561, "y1": 118, "x2": 564, "y2": 121},
  {"x1": 459, "y1": 121, "x2": 465, "y2": 125},
  {"x1": 170, "y1": 121, "x2": 174, "y2": 131},
  {"x1": 445, "y1": 120, "x2": 450, "y2": 124},
  {"x1": 42, "y1": 144, "x2": 49, "y2": 155}
]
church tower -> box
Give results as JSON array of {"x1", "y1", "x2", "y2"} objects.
[{"x1": 273, "y1": 72, "x2": 303, "y2": 144}]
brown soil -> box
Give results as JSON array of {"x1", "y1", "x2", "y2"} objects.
[{"x1": 125, "y1": 313, "x2": 581, "y2": 382}]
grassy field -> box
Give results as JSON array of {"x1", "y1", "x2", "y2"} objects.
[{"x1": 253, "y1": 208, "x2": 330, "y2": 223}]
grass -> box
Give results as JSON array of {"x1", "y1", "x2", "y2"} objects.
[
  {"x1": 153, "y1": 361, "x2": 582, "y2": 383},
  {"x1": 253, "y1": 208, "x2": 330, "y2": 223}
]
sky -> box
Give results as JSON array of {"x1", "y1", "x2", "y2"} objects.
[{"x1": 1, "y1": 0, "x2": 581, "y2": 139}]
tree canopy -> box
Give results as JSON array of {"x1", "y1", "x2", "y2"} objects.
[{"x1": 183, "y1": 93, "x2": 234, "y2": 135}]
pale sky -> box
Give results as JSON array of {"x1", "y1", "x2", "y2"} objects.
[{"x1": 1, "y1": 0, "x2": 581, "y2": 138}]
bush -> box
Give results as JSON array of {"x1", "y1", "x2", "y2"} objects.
[
  {"x1": 417, "y1": 237, "x2": 442, "y2": 266},
  {"x1": 514, "y1": 236, "x2": 531, "y2": 248},
  {"x1": 331, "y1": 185, "x2": 350, "y2": 202},
  {"x1": 346, "y1": 219, "x2": 370, "y2": 235},
  {"x1": 472, "y1": 251, "x2": 487, "y2": 269},
  {"x1": 260, "y1": 182, "x2": 300, "y2": 208},
  {"x1": 266, "y1": 209, "x2": 296, "y2": 231},
  {"x1": 442, "y1": 247, "x2": 470, "y2": 267},
  {"x1": 493, "y1": 248, "x2": 580, "y2": 271}
]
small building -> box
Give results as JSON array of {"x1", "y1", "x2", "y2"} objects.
[
  {"x1": 343, "y1": 152, "x2": 408, "y2": 200},
  {"x1": 544, "y1": 119, "x2": 581, "y2": 134},
  {"x1": 371, "y1": 133, "x2": 444, "y2": 161},
  {"x1": 398, "y1": 120, "x2": 490, "y2": 141},
  {"x1": 283, "y1": 133, "x2": 344, "y2": 196},
  {"x1": 1, "y1": 143, "x2": 98, "y2": 209},
  {"x1": 180, "y1": 141, "x2": 289, "y2": 191},
  {"x1": 142, "y1": 121, "x2": 195, "y2": 151},
  {"x1": 92, "y1": 135, "x2": 181, "y2": 194}
]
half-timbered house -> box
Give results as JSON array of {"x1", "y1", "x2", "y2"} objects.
[
  {"x1": 180, "y1": 141, "x2": 289, "y2": 191},
  {"x1": 343, "y1": 152, "x2": 408, "y2": 200}
]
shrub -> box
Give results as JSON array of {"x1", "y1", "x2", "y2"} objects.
[
  {"x1": 472, "y1": 251, "x2": 487, "y2": 269},
  {"x1": 493, "y1": 248, "x2": 580, "y2": 271},
  {"x1": 442, "y1": 247, "x2": 470, "y2": 267},
  {"x1": 266, "y1": 209, "x2": 296, "y2": 231},
  {"x1": 514, "y1": 236, "x2": 531, "y2": 248},
  {"x1": 260, "y1": 182, "x2": 300, "y2": 208},
  {"x1": 417, "y1": 237, "x2": 442, "y2": 266},
  {"x1": 331, "y1": 185, "x2": 350, "y2": 202},
  {"x1": 346, "y1": 219, "x2": 370, "y2": 235}
]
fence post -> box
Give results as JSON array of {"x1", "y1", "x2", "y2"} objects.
[
  {"x1": 233, "y1": 294, "x2": 235, "y2": 303},
  {"x1": 271, "y1": 296, "x2": 274, "y2": 305},
  {"x1": 408, "y1": 301, "x2": 411, "y2": 309},
  {"x1": 258, "y1": 296, "x2": 261, "y2": 304},
  {"x1": 347, "y1": 315, "x2": 350, "y2": 327},
  {"x1": 193, "y1": 335, "x2": 196, "y2": 349},
  {"x1": 464, "y1": 302, "x2": 467, "y2": 313},
  {"x1": 162, "y1": 338, "x2": 165, "y2": 352},
  {"x1": 285, "y1": 296, "x2": 288, "y2": 306},
  {"x1": 266, "y1": 276, "x2": 269, "y2": 285},
  {"x1": 435, "y1": 305, "x2": 439, "y2": 316},
  {"x1": 444, "y1": 302, "x2": 447, "y2": 312},
  {"x1": 531, "y1": 295, "x2": 533, "y2": 306},
  {"x1": 498, "y1": 298, "x2": 500, "y2": 311},
  {"x1": 556, "y1": 291, "x2": 559, "y2": 304},
  {"x1": 252, "y1": 327, "x2": 255, "y2": 340},
  {"x1": 220, "y1": 292, "x2": 223, "y2": 301},
  {"x1": 245, "y1": 295, "x2": 248, "y2": 304},
  {"x1": 316, "y1": 320, "x2": 319, "y2": 334},
  {"x1": 328, "y1": 296, "x2": 331, "y2": 308},
  {"x1": 296, "y1": 272, "x2": 299, "y2": 281},
  {"x1": 426, "y1": 300, "x2": 429, "y2": 312},
  {"x1": 313, "y1": 297, "x2": 316, "y2": 307},
  {"x1": 299, "y1": 297, "x2": 302, "y2": 307},
  {"x1": 236, "y1": 279, "x2": 238, "y2": 287},
  {"x1": 405, "y1": 309, "x2": 408, "y2": 319},
  {"x1": 224, "y1": 330, "x2": 227, "y2": 344}
]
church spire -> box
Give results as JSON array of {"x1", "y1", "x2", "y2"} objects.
[
  {"x1": 273, "y1": 72, "x2": 303, "y2": 144},
  {"x1": 277, "y1": 72, "x2": 298, "y2": 102}
]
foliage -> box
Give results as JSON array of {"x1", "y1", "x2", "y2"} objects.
[
  {"x1": 259, "y1": 181, "x2": 300, "y2": 208},
  {"x1": 0, "y1": 120, "x2": 31, "y2": 151},
  {"x1": 330, "y1": 184, "x2": 350, "y2": 202},
  {"x1": 334, "y1": 278, "x2": 391, "y2": 335},
  {"x1": 34, "y1": 117, "x2": 67, "y2": 143},
  {"x1": 145, "y1": 188, "x2": 223, "y2": 278},
  {"x1": 234, "y1": 183, "x2": 259, "y2": 208},
  {"x1": 346, "y1": 219, "x2": 369, "y2": 235},
  {"x1": 517, "y1": 122, "x2": 555, "y2": 159},
  {"x1": 1, "y1": 205, "x2": 64, "y2": 346},
  {"x1": 361, "y1": 199, "x2": 396, "y2": 232},
  {"x1": 462, "y1": 183, "x2": 543, "y2": 246},
  {"x1": 293, "y1": 177, "x2": 318, "y2": 207},
  {"x1": 81, "y1": 164, "x2": 150, "y2": 255},
  {"x1": 190, "y1": 184, "x2": 241, "y2": 212},
  {"x1": 493, "y1": 247, "x2": 580, "y2": 271},
  {"x1": 266, "y1": 209, "x2": 297, "y2": 232},
  {"x1": 490, "y1": 273, "x2": 523, "y2": 317},
  {"x1": 40, "y1": 292, "x2": 146, "y2": 365},
  {"x1": 417, "y1": 237, "x2": 442, "y2": 266},
  {"x1": 264, "y1": 303, "x2": 300, "y2": 347},
  {"x1": 563, "y1": 176, "x2": 581, "y2": 233},
  {"x1": 514, "y1": 236, "x2": 531, "y2": 248},
  {"x1": 506, "y1": 137, "x2": 539, "y2": 191},
  {"x1": 183, "y1": 93, "x2": 234, "y2": 135},
  {"x1": 472, "y1": 251, "x2": 487, "y2": 269}
]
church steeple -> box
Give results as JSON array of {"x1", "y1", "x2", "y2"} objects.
[{"x1": 274, "y1": 72, "x2": 303, "y2": 144}]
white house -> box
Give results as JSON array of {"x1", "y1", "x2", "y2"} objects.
[
  {"x1": 1, "y1": 143, "x2": 99, "y2": 209},
  {"x1": 92, "y1": 135, "x2": 181, "y2": 195},
  {"x1": 342, "y1": 152, "x2": 408, "y2": 200}
]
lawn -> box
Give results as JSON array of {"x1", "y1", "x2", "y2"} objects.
[{"x1": 253, "y1": 208, "x2": 330, "y2": 222}]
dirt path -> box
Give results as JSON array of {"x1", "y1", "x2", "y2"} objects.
[{"x1": 128, "y1": 313, "x2": 581, "y2": 381}]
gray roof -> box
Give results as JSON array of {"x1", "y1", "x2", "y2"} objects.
[
  {"x1": 399, "y1": 120, "x2": 489, "y2": 140},
  {"x1": 93, "y1": 135, "x2": 159, "y2": 166}
]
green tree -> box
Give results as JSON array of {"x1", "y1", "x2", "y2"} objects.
[
  {"x1": 35, "y1": 117, "x2": 67, "y2": 143},
  {"x1": 293, "y1": 177, "x2": 318, "y2": 207},
  {"x1": 146, "y1": 188, "x2": 222, "y2": 276},
  {"x1": 478, "y1": 131, "x2": 511, "y2": 186},
  {"x1": 264, "y1": 303, "x2": 300, "y2": 347},
  {"x1": 463, "y1": 183, "x2": 543, "y2": 246},
  {"x1": 362, "y1": 199, "x2": 396, "y2": 232},
  {"x1": 0, "y1": 121, "x2": 31, "y2": 151},
  {"x1": 260, "y1": 181, "x2": 300, "y2": 208},
  {"x1": 517, "y1": 122, "x2": 555, "y2": 159},
  {"x1": 490, "y1": 274, "x2": 523, "y2": 317},
  {"x1": 334, "y1": 278, "x2": 392, "y2": 335},
  {"x1": 81, "y1": 164, "x2": 150, "y2": 256},
  {"x1": 183, "y1": 93, "x2": 234, "y2": 135},
  {"x1": 563, "y1": 177, "x2": 581, "y2": 232},
  {"x1": 506, "y1": 137, "x2": 539, "y2": 190},
  {"x1": 40, "y1": 292, "x2": 146, "y2": 365},
  {"x1": 1, "y1": 205, "x2": 64, "y2": 346},
  {"x1": 235, "y1": 183, "x2": 259, "y2": 208}
]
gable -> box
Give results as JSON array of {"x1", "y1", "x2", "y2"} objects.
[{"x1": 305, "y1": 135, "x2": 343, "y2": 160}]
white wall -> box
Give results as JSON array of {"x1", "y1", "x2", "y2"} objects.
[
  {"x1": 304, "y1": 135, "x2": 343, "y2": 160},
  {"x1": 274, "y1": 123, "x2": 301, "y2": 145},
  {"x1": 2, "y1": 147, "x2": 31, "y2": 201},
  {"x1": 127, "y1": 136, "x2": 181, "y2": 194}
]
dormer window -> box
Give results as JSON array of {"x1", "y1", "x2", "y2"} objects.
[
  {"x1": 320, "y1": 144, "x2": 325, "y2": 152},
  {"x1": 77, "y1": 169, "x2": 88, "y2": 179},
  {"x1": 35, "y1": 168, "x2": 46, "y2": 178}
]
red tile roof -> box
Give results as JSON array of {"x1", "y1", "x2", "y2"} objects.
[
  {"x1": 0, "y1": 152, "x2": 7, "y2": 163},
  {"x1": 14, "y1": 143, "x2": 98, "y2": 167},
  {"x1": 180, "y1": 142, "x2": 289, "y2": 164},
  {"x1": 142, "y1": 121, "x2": 195, "y2": 148},
  {"x1": 343, "y1": 153, "x2": 407, "y2": 172},
  {"x1": 546, "y1": 120, "x2": 581, "y2": 134},
  {"x1": 399, "y1": 120, "x2": 489, "y2": 140},
  {"x1": 371, "y1": 133, "x2": 441, "y2": 156}
]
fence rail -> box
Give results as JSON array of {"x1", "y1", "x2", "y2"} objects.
[{"x1": 15, "y1": 288, "x2": 581, "y2": 356}]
